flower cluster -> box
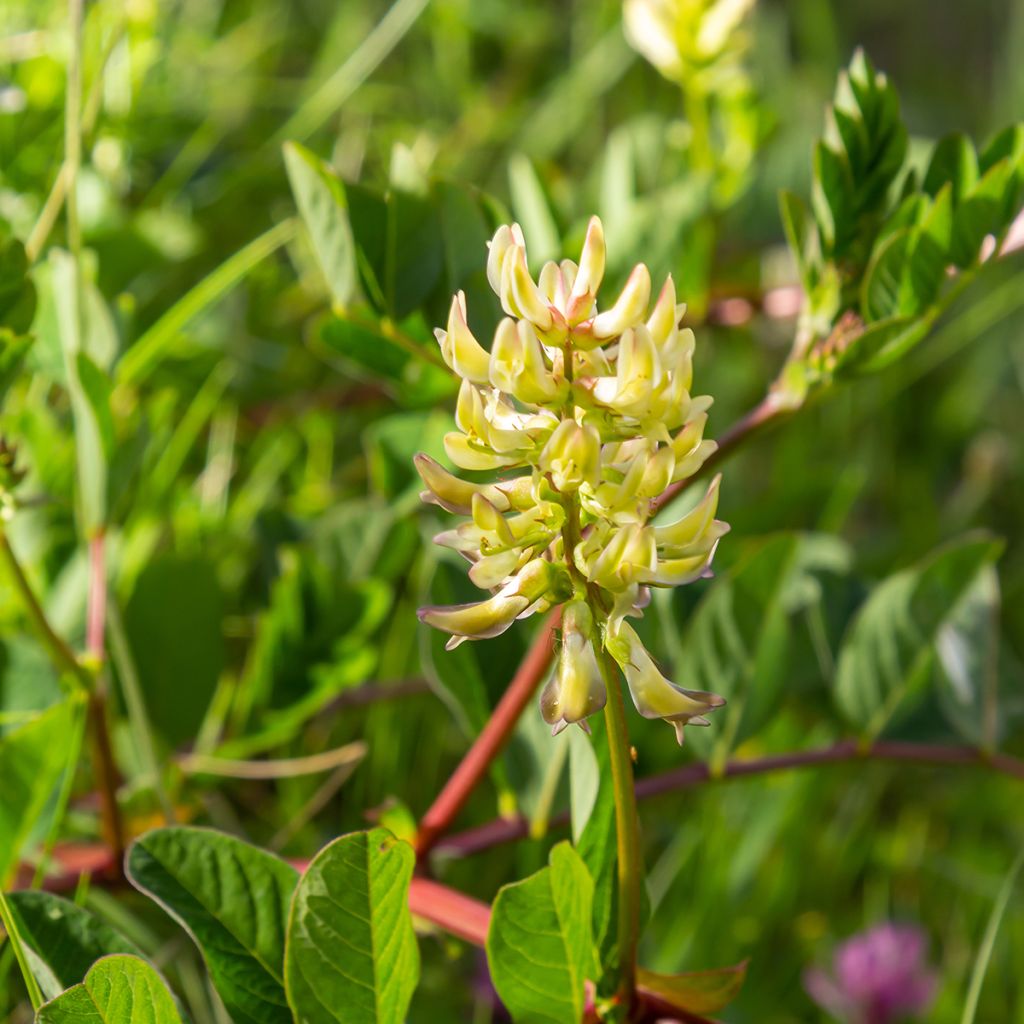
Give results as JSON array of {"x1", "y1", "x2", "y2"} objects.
[
  {"x1": 417, "y1": 216, "x2": 728, "y2": 742},
  {"x1": 804, "y1": 923, "x2": 938, "y2": 1024}
]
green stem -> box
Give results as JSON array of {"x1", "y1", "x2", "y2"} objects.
[
  {"x1": 0, "y1": 890, "x2": 44, "y2": 1011},
  {"x1": 595, "y1": 642, "x2": 642, "y2": 1016},
  {"x1": 0, "y1": 530, "x2": 89, "y2": 692}
]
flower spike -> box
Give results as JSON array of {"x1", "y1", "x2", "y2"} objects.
[{"x1": 417, "y1": 214, "x2": 727, "y2": 741}]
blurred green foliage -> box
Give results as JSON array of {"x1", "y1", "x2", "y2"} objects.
[{"x1": 1, "y1": 0, "x2": 1024, "y2": 1022}]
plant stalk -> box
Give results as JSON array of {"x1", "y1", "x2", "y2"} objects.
[{"x1": 596, "y1": 643, "x2": 642, "y2": 1016}]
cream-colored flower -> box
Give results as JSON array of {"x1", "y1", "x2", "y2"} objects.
[
  {"x1": 418, "y1": 215, "x2": 728, "y2": 739},
  {"x1": 624, "y1": 0, "x2": 756, "y2": 85}
]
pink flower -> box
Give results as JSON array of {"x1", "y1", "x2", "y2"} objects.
[{"x1": 804, "y1": 923, "x2": 938, "y2": 1023}]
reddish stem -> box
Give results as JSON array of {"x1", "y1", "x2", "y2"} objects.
[
  {"x1": 434, "y1": 739, "x2": 1024, "y2": 856},
  {"x1": 85, "y1": 532, "x2": 125, "y2": 874},
  {"x1": 415, "y1": 612, "x2": 560, "y2": 856}
]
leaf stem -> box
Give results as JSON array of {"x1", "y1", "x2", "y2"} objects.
[
  {"x1": 0, "y1": 530, "x2": 89, "y2": 691},
  {"x1": 595, "y1": 642, "x2": 642, "y2": 1016}
]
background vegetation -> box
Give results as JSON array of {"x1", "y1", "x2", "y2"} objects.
[{"x1": 1, "y1": 0, "x2": 1023, "y2": 1021}]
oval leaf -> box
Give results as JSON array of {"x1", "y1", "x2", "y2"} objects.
[
  {"x1": 486, "y1": 842, "x2": 594, "y2": 1024},
  {"x1": 284, "y1": 142, "x2": 359, "y2": 308},
  {"x1": 37, "y1": 955, "x2": 182, "y2": 1024},
  {"x1": 127, "y1": 826, "x2": 298, "y2": 1024},
  {"x1": 6, "y1": 891, "x2": 140, "y2": 1001},
  {"x1": 284, "y1": 827, "x2": 419, "y2": 1024}
]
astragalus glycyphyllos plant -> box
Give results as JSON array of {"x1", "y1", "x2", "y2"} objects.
[
  {"x1": 417, "y1": 216, "x2": 729, "y2": 743},
  {"x1": 416, "y1": 216, "x2": 729, "y2": 1016}
]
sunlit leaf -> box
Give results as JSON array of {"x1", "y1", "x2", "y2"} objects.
[
  {"x1": 37, "y1": 955, "x2": 182, "y2": 1024},
  {"x1": 284, "y1": 827, "x2": 419, "y2": 1024},
  {"x1": 284, "y1": 142, "x2": 359, "y2": 308},
  {"x1": 487, "y1": 842, "x2": 594, "y2": 1024},
  {"x1": 127, "y1": 826, "x2": 298, "y2": 1024}
]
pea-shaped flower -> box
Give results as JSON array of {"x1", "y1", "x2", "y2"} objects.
[{"x1": 417, "y1": 215, "x2": 728, "y2": 742}]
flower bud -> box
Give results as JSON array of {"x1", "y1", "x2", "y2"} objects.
[
  {"x1": 504, "y1": 245, "x2": 554, "y2": 331},
  {"x1": 646, "y1": 275, "x2": 678, "y2": 347},
  {"x1": 516, "y1": 321, "x2": 568, "y2": 405},
  {"x1": 419, "y1": 591, "x2": 530, "y2": 647},
  {"x1": 670, "y1": 412, "x2": 718, "y2": 482},
  {"x1": 472, "y1": 492, "x2": 516, "y2": 548},
  {"x1": 653, "y1": 475, "x2": 727, "y2": 553},
  {"x1": 486, "y1": 224, "x2": 515, "y2": 294},
  {"x1": 435, "y1": 292, "x2": 491, "y2": 384},
  {"x1": 443, "y1": 432, "x2": 522, "y2": 472},
  {"x1": 540, "y1": 601, "x2": 607, "y2": 734},
  {"x1": 539, "y1": 419, "x2": 601, "y2": 493},
  {"x1": 415, "y1": 453, "x2": 514, "y2": 515},
  {"x1": 566, "y1": 216, "x2": 606, "y2": 325},
  {"x1": 606, "y1": 622, "x2": 725, "y2": 744},
  {"x1": 591, "y1": 263, "x2": 651, "y2": 339},
  {"x1": 420, "y1": 558, "x2": 566, "y2": 647}
]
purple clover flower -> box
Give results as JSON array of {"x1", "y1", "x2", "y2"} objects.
[{"x1": 804, "y1": 923, "x2": 938, "y2": 1023}]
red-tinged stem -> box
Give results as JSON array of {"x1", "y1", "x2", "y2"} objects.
[
  {"x1": 414, "y1": 612, "x2": 560, "y2": 857},
  {"x1": 653, "y1": 393, "x2": 789, "y2": 514},
  {"x1": 85, "y1": 532, "x2": 125, "y2": 875},
  {"x1": 434, "y1": 740, "x2": 1024, "y2": 856},
  {"x1": 408, "y1": 877, "x2": 491, "y2": 946}
]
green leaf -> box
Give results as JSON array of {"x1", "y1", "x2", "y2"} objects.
[
  {"x1": 124, "y1": 556, "x2": 225, "y2": 746},
  {"x1": 0, "y1": 699, "x2": 76, "y2": 885},
  {"x1": 568, "y1": 726, "x2": 600, "y2": 844},
  {"x1": 127, "y1": 826, "x2": 298, "y2": 1024},
  {"x1": 834, "y1": 314, "x2": 930, "y2": 376},
  {"x1": 922, "y1": 133, "x2": 979, "y2": 203},
  {"x1": 36, "y1": 955, "x2": 182, "y2": 1024},
  {"x1": 811, "y1": 141, "x2": 852, "y2": 251},
  {"x1": 384, "y1": 190, "x2": 444, "y2": 321},
  {"x1": 637, "y1": 961, "x2": 748, "y2": 1015},
  {"x1": 905, "y1": 184, "x2": 954, "y2": 311},
  {"x1": 6, "y1": 891, "x2": 140, "y2": 1001},
  {"x1": 778, "y1": 189, "x2": 817, "y2": 289},
  {"x1": 834, "y1": 535, "x2": 1004, "y2": 738},
  {"x1": 284, "y1": 827, "x2": 419, "y2": 1024},
  {"x1": 978, "y1": 122, "x2": 1024, "y2": 227},
  {"x1": 860, "y1": 228, "x2": 911, "y2": 321},
  {"x1": 950, "y1": 158, "x2": 1017, "y2": 267},
  {"x1": 284, "y1": 142, "x2": 359, "y2": 308},
  {"x1": 487, "y1": 842, "x2": 595, "y2": 1024}
]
